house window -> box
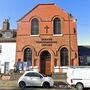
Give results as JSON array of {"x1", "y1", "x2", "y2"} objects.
[
  {"x1": 60, "y1": 48, "x2": 68, "y2": 66},
  {"x1": 31, "y1": 18, "x2": 39, "y2": 35},
  {"x1": 53, "y1": 18, "x2": 61, "y2": 34},
  {"x1": 0, "y1": 45, "x2": 2, "y2": 53},
  {"x1": 24, "y1": 48, "x2": 32, "y2": 66}
]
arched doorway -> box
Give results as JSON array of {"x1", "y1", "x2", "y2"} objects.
[{"x1": 40, "y1": 51, "x2": 51, "y2": 75}]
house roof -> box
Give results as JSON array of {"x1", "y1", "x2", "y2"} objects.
[{"x1": 0, "y1": 38, "x2": 16, "y2": 42}]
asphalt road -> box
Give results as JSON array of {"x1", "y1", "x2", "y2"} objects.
[
  {"x1": 0, "y1": 86, "x2": 74, "y2": 90},
  {"x1": 0, "y1": 80, "x2": 75, "y2": 90},
  {"x1": 0, "y1": 88, "x2": 73, "y2": 90},
  {"x1": 19, "y1": 88, "x2": 73, "y2": 90}
]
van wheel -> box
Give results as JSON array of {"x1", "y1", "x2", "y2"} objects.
[
  {"x1": 19, "y1": 81, "x2": 26, "y2": 89},
  {"x1": 76, "y1": 83, "x2": 84, "y2": 90},
  {"x1": 43, "y1": 82, "x2": 50, "y2": 88}
]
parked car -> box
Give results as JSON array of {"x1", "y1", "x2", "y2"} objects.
[
  {"x1": 18, "y1": 71, "x2": 54, "y2": 89},
  {"x1": 67, "y1": 67, "x2": 90, "y2": 90}
]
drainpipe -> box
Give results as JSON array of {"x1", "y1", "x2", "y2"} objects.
[
  {"x1": 68, "y1": 13, "x2": 71, "y2": 66},
  {"x1": 75, "y1": 19, "x2": 79, "y2": 66}
]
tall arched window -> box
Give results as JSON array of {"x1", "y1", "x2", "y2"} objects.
[
  {"x1": 24, "y1": 48, "x2": 32, "y2": 66},
  {"x1": 60, "y1": 48, "x2": 68, "y2": 66},
  {"x1": 53, "y1": 18, "x2": 61, "y2": 34},
  {"x1": 31, "y1": 18, "x2": 39, "y2": 35}
]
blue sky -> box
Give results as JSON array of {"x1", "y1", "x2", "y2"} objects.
[{"x1": 0, "y1": 0, "x2": 90, "y2": 45}]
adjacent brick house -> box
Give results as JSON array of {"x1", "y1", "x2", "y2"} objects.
[{"x1": 16, "y1": 4, "x2": 78, "y2": 75}]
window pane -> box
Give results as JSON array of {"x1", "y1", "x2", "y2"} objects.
[
  {"x1": 24, "y1": 48, "x2": 32, "y2": 66},
  {"x1": 31, "y1": 18, "x2": 39, "y2": 35},
  {"x1": 53, "y1": 18, "x2": 61, "y2": 34},
  {"x1": 33, "y1": 73, "x2": 41, "y2": 77},
  {"x1": 60, "y1": 48, "x2": 68, "y2": 66},
  {"x1": 25, "y1": 73, "x2": 32, "y2": 77}
]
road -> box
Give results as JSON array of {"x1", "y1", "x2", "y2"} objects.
[
  {"x1": 0, "y1": 86, "x2": 75, "y2": 90},
  {"x1": 0, "y1": 80, "x2": 75, "y2": 90},
  {"x1": 0, "y1": 87, "x2": 73, "y2": 90},
  {"x1": 0, "y1": 82, "x2": 75, "y2": 90},
  {"x1": 19, "y1": 88, "x2": 73, "y2": 90}
]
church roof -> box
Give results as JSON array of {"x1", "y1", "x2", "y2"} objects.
[{"x1": 17, "y1": 3, "x2": 69, "y2": 22}]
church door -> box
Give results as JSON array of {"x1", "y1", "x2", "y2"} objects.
[{"x1": 40, "y1": 51, "x2": 51, "y2": 75}]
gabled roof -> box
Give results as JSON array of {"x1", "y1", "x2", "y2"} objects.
[{"x1": 17, "y1": 3, "x2": 55, "y2": 22}]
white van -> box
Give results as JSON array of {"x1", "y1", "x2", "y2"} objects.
[{"x1": 67, "y1": 67, "x2": 90, "y2": 90}]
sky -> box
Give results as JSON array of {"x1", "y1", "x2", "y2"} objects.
[{"x1": 0, "y1": 0, "x2": 90, "y2": 45}]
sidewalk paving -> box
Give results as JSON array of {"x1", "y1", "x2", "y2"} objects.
[
  {"x1": 0, "y1": 80, "x2": 17, "y2": 87},
  {"x1": 0, "y1": 80, "x2": 19, "y2": 90},
  {"x1": 0, "y1": 87, "x2": 20, "y2": 90}
]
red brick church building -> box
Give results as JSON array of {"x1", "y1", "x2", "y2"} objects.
[{"x1": 16, "y1": 4, "x2": 78, "y2": 75}]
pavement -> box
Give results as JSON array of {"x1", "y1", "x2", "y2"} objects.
[
  {"x1": 0, "y1": 79, "x2": 73, "y2": 90},
  {"x1": 0, "y1": 80, "x2": 19, "y2": 90}
]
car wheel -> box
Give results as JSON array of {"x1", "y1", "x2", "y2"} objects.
[
  {"x1": 43, "y1": 82, "x2": 50, "y2": 88},
  {"x1": 76, "y1": 83, "x2": 84, "y2": 90},
  {"x1": 19, "y1": 81, "x2": 26, "y2": 89}
]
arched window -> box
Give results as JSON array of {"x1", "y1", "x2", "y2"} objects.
[
  {"x1": 53, "y1": 18, "x2": 61, "y2": 34},
  {"x1": 31, "y1": 18, "x2": 39, "y2": 35},
  {"x1": 24, "y1": 48, "x2": 32, "y2": 66},
  {"x1": 60, "y1": 48, "x2": 68, "y2": 66}
]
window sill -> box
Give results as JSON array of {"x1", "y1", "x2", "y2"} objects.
[{"x1": 53, "y1": 34, "x2": 63, "y2": 36}]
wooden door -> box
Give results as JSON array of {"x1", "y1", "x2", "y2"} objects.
[
  {"x1": 40, "y1": 51, "x2": 51, "y2": 75},
  {"x1": 45, "y1": 59, "x2": 51, "y2": 75},
  {"x1": 40, "y1": 59, "x2": 45, "y2": 75},
  {"x1": 40, "y1": 59, "x2": 51, "y2": 75}
]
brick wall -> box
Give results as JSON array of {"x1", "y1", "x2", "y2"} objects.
[{"x1": 16, "y1": 4, "x2": 78, "y2": 74}]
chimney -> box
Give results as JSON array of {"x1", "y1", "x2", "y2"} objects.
[{"x1": 3, "y1": 19, "x2": 10, "y2": 30}]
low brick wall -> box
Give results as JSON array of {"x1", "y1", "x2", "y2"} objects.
[
  {"x1": 52, "y1": 73, "x2": 67, "y2": 79},
  {"x1": 10, "y1": 73, "x2": 23, "y2": 80},
  {"x1": 0, "y1": 71, "x2": 23, "y2": 80},
  {"x1": 1, "y1": 75, "x2": 10, "y2": 80}
]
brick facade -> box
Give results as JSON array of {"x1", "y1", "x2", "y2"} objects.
[{"x1": 16, "y1": 4, "x2": 78, "y2": 75}]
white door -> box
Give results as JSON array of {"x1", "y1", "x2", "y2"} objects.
[{"x1": 4, "y1": 62, "x2": 9, "y2": 74}]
